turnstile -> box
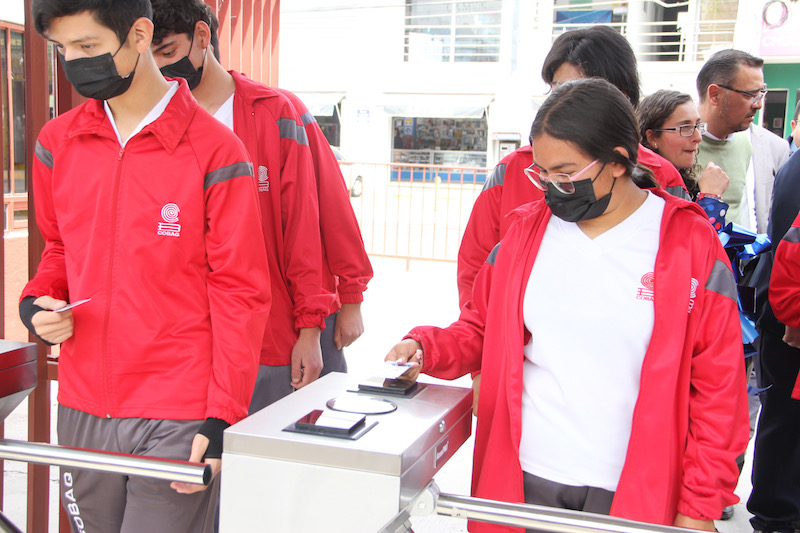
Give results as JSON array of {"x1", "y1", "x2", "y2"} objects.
[{"x1": 220, "y1": 372, "x2": 473, "y2": 532}]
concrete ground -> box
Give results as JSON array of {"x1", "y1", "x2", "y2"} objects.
[{"x1": 1, "y1": 237, "x2": 757, "y2": 532}]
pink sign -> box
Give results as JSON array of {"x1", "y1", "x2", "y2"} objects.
[{"x1": 760, "y1": 1, "x2": 800, "y2": 57}]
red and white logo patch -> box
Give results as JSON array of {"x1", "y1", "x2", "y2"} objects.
[
  {"x1": 157, "y1": 203, "x2": 181, "y2": 237},
  {"x1": 636, "y1": 272, "x2": 655, "y2": 301}
]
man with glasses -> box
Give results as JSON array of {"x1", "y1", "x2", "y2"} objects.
[
  {"x1": 697, "y1": 49, "x2": 792, "y2": 525},
  {"x1": 696, "y1": 49, "x2": 789, "y2": 234}
]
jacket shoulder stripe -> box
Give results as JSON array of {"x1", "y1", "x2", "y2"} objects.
[
  {"x1": 35, "y1": 140, "x2": 53, "y2": 169},
  {"x1": 277, "y1": 118, "x2": 309, "y2": 146},
  {"x1": 783, "y1": 226, "x2": 800, "y2": 243},
  {"x1": 482, "y1": 163, "x2": 506, "y2": 192},
  {"x1": 299, "y1": 112, "x2": 316, "y2": 127},
  {"x1": 205, "y1": 161, "x2": 254, "y2": 190},
  {"x1": 705, "y1": 259, "x2": 737, "y2": 302},
  {"x1": 486, "y1": 243, "x2": 501, "y2": 266}
]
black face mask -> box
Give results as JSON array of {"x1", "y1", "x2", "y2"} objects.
[
  {"x1": 545, "y1": 171, "x2": 616, "y2": 223},
  {"x1": 159, "y1": 35, "x2": 205, "y2": 90},
  {"x1": 58, "y1": 41, "x2": 139, "y2": 101}
]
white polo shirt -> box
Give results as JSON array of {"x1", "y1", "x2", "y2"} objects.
[{"x1": 519, "y1": 190, "x2": 665, "y2": 491}]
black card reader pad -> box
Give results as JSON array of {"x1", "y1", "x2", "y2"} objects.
[
  {"x1": 284, "y1": 409, "x2": 377, "y2": 440},
  {"x1": 357, "y1": 377, "x2": 419, "y2": 396}
]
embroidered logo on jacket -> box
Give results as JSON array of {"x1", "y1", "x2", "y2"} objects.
[
  {"x1": 157, "y1": 203, "x2": 181, "y2": 237},
  {"x1": 636, "y1": 272, "x2": 655, "y2": 301},
  {"x1": 258, "y1": 165, "x2": 270, "y2": 192},
  {"x1": 688, "y1": 277, "x2": 699, "y2": 313}
]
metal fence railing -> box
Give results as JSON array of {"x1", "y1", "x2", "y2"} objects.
[{"x1": 339, "y1": 161, "x2": 488, "y2": 266}]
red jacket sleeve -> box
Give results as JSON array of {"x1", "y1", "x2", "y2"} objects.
[
  {"x1": 457, "y1": 187, "x2": 502, "y2": 308},
  {"x1": 273, "y1": 98, "x2": 335, "y2": 330},
  {"x1": 21, "y1": 132, "x2": 70, "y2": 302},
  {"x1": 677, "y1": 229, "x2": 749, "y2": 520},
  {"x1": 770, "y1": 213, "x2": 800, "y2": 328},
  {"x1": 306, "y1": 117, "x2": 372, "y2": 304},
  {"x1": 203, "y1": 152, "x2": 271, "y2": 424}
]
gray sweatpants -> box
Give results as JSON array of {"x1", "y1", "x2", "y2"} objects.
[
  {"x1": 523, "y1": 471, "x2": 614, "y2": 533},
  {"x1": 58, "y1": 405, "x2": 218, "y2": 533},
  {"x1": 248, "y1": 311, "x2": 348, "y2": 414}
]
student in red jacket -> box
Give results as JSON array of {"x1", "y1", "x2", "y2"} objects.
[
  {"x1": 388, "y1": 79, "x2": 748, "y2": 533},
  {"x1": 458, "y1": 26, "x2": 685, "y2": 309},
  {"x1": 20, "y1": 1, "x2": 270, "y2": 531},
  {"x1": 150, "y1": 0, "x2": 336, "y2": 411}
]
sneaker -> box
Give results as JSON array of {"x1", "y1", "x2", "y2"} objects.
[{"x1": 721, "y1": 505, "x2": 734, "y2": 520}]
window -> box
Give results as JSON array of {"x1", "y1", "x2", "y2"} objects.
[{"x1": 404, "y1": 0, "x2": 502, "y2": 63}]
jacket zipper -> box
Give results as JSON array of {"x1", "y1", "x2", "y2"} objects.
[{"x1": 101, "y1": 146, "x2": 125, "y2": 418}]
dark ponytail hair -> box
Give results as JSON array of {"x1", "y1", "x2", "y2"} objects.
[
  {"x1": 530, "y1": 78, "x2": 657, "y2": 189},
  {"x1": 638, "y1": 90, "x2": 699, "y2": 195}
]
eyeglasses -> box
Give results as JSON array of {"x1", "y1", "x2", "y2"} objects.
[
  {"x1": 653, "y1": 122, "x2": 708, "y2": 137},
  {"x1": 717, "y1": 84, "x2": 768, "y2": 104},
  {"x1": 524, "y1": 159, "x2": 600, "y2": 194}
]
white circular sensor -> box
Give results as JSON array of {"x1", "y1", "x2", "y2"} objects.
[{"x1": 326, "y1": 396, "x2": 397, "y2": 415}]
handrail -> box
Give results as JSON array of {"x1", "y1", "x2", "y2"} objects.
[
  {"x1": 0, "y1": 439, "x2": 211, "y2": 486},
  {"x1": 436, "y1": 492, "x2": 690, "y2": 533}
]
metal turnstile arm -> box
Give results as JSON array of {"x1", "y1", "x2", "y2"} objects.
[
  {"x1": 0, "y1": 439, "x2": 211, "y2": 485},
  {"x1": 386, "y1": 481, "x2": 708, "y2": 533}
]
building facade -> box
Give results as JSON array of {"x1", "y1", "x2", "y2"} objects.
[{"x1": 279, "y1": 0, "x2": 799, "y2": 169}]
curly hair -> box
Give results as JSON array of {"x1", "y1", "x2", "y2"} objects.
[{"x1": 151, "y1": 0, "x2": 220, "y2": 61}]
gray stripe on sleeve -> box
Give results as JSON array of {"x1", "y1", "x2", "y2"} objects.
[
  {"x1": 204, "y1": 162, "x2": 254, "y2": 190},
  {"x1": 299, "y1": 112, "x2": 317, "y2": 127},
  {"x1": 486, "y1": 243, "x2": 501, "y2": 266},
  {"x1": 35, "y1": 140, "x2": 53, "y2": 169},
  {"x1": 705, "y1": 259, "x2": 738, "y2": 302},
  {"x1": 277, "y1": 118, "x2": 309, "y2": 146},
  {"x1": 783, "y1": 226, "x2": 800, "y2": 243},
  {"x1": 665, "y1": 185, "x2": 691, "y2": 201},
  {"x1": 482, "y1": 163, "x2": 507, "y2": 192}
]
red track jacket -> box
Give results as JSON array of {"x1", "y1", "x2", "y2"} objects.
[
  {"x1": 22, "y1": 81, "x2": 270, "y2": 425},
  {"x1": 769, "y1": 212, "x2": 800, "y2": 398},
  {"x1": 457, "y1": 145, "x2": 687, "y2": 307},
  {"x1": 230, "y1": 72, "x2": 334, "y2": 365},
  {"x1": 277, "y1": 89, "x2": 373, "y2": 312},
  {"x1": 770, "y1": 211, "x2": 800, "y2": 327},
  {"x1": 411, "y1": 190, "x2": 748, "y2": 532}
]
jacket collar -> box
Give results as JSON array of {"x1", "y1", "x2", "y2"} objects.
[
  {"x1": 229, "y1": 70, "x2": 281, "y2": 106},
  {"x1": 63, "y1": 78, "x2": 197, "y2": 154}
]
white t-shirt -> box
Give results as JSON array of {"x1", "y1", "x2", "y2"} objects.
[
  {"x1": 519, "y1": 191, "x2": 665, "y2": 491},
  {"x1": 104, "y1": 81, "x2": 179, "y2": 147},
  {"x1": 213, "y1": 94, "x2": 236, "y2": 131}
]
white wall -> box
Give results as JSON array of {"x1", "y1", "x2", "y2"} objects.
[
  {"x1": 279, "y1": 0, "x2": 544, "y2": 167},
  {"x1": 0, "y1": 0, "x2": 24, "y2": 25}
]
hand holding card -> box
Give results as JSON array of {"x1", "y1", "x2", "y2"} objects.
[{"x1": 54, "y1": 298, "x2": 91, "y2": 313}]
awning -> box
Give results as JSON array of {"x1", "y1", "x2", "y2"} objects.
[
  {"x1": 294, "y1": 92, "x2": 345, "y2": 116},
  {"x1": 381, "y1": 93, "x2": 494, "y2": 119}
]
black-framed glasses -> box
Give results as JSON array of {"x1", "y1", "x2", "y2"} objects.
[
  {"x1": 653, "y1": 122, "x2": 708, "y2": 137},
  {"x1": 524, "y1": 159, "x2": 600, "y2": 194},
  {"x1": 717, "y1": 84, "x2": 768, "y2": 104}
]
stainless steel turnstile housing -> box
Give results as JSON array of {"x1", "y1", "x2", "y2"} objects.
[{"x1": 219, "y1": 372, "x2": 472, "y2": 532}]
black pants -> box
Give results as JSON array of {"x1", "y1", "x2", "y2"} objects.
[{"x1": 748, "y1": 330, "x2": 800, "y2": 532}]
